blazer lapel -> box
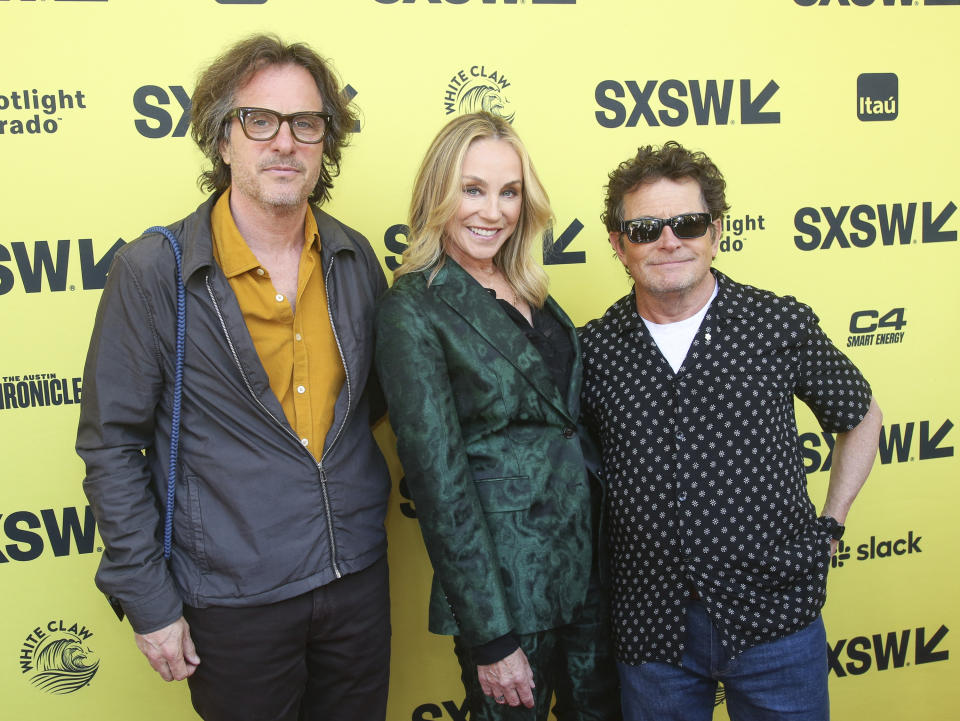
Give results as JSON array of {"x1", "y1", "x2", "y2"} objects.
[{"x1": 432, "y1": 260, "x2": 574, "y2": 423}]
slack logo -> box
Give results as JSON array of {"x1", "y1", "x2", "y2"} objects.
[{"x1": 857, "y1": 73, "x2": 898, "y2": 121}]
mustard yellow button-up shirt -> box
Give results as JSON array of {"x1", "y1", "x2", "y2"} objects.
[{"x1": 211, "y1": 189, "x2": 344, "y2": 459}]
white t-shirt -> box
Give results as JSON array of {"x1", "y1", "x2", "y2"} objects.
[{"x1": 641, "y1": 281, "x2": 719, "y2": 373}]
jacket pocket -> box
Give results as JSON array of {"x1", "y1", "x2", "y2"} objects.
[
  {"x1": 180, "y1": 474, "x2": 208, "y2": 573},
  {"x1": 474, "y1": 475, "x2": 531, "y2": 513}
]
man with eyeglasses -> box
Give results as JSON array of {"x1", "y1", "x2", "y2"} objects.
[
  {"x1": 580, "y1": 141, "x2": 882, "y2": 721},
  {"x1": 77, "y1": 34, "x2": 391, "y2": 721}
]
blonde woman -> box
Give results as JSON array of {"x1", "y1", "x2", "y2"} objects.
[{"x1": 376, "y1": 113, "x2": 620, "y2": 721}]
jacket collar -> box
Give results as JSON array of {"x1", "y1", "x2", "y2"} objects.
[{"x1": 430, "y1": 258, "x2": 578, "y2": 423}]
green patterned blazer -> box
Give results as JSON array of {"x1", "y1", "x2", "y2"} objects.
[{"x1": 375, "y1": 259, "x2": 593, "y2": 646}]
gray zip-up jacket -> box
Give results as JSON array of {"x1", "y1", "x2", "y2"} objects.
[{"x1": 77, "y1": 195, "x2": 391, "y2": 634}]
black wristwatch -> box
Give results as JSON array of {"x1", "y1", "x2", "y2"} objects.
[{"x1": 819, "y1": 515, "x2": 845, "y2": 541}]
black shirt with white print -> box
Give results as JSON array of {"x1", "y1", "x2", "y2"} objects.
[{"x1": 580, "y1": 270, "x2": 871, "y2": 665}]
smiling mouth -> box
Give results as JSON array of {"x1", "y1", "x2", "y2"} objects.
[{"x1": 469, "y1": 227, "x2": 499, "y2": 238}]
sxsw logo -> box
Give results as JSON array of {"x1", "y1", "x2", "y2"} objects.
[
  {"x1": 801, "y1": 419, "x2": 953, "y2": 474},
  {"x1": 795, "y1": 0, "x2": 959, "y2": 5},
  {"x1": 858, "y1": 73, "x2": 897, "y2": 121},
  {"x1": 0, "y1": 238, "x2": 124, "y2": 294},
  {"x1": 412, "y1": 699, "x2": 468, "y2": 721},
  {"x1": 383, "y1": 219, "x2": 586, "y2": 272},
  {"x1": 1, "y1": 507, "x2": 97, "y2": 563},
  {"x1": 793, "y1": 202, "x2": 957, "y2": 249},
  {"x1": 594, "y1": 79, "x2": 780, "y2": 128},
  {"x1": 134, "y1": 84, "x2": 360, "y2": 138},
  {"x1": 829, "y1": 625, "x2": 949, "y2": 677}
]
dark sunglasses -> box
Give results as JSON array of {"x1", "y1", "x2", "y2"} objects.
[{"x1": 619, "y1": 212, "x2": 714, "y2": 244}]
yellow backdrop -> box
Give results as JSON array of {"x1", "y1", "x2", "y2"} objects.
[{"x1": 1, "y1": 1, "x2": 956, "y2": 719}]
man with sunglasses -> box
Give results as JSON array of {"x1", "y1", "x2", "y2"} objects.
[
  {"x1": 77, "y1": 35, "x2": 391, "y2": 721},
  {"x1": 580, "y1": 141, "x2": 882, "y2": 721}
]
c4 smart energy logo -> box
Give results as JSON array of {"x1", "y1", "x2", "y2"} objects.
[
  {"x1": 846, "y1": 307, "x2": 906, "y2": 348},
  {"x1": 858, "y1": 73, "x2": 898, "y2": 121},
  {"x1": 19, "y1": 621, "x2": 99, "y2": 694},
  {"x1": 442, "y1": 65, "x2": 514, "y2": 121}
]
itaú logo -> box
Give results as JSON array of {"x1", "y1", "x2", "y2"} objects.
[{"x1": 857, "y1": 73, "x2": 898, "y2": 121}]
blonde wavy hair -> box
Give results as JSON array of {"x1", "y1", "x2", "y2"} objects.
[{"x1": 396, "y1": 112, "x2": 552, "y2": 308}]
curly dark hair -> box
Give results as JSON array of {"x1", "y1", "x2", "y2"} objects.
[
  {"x1": 601, "y1": 141, "x2": 730, "y2": 231},
  {"x1": 190, "y1": 34, "x2": 357, "y2": 205}
]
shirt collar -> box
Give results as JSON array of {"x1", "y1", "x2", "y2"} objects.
[
  {"x1": 211, "y1": 187, "x2": 320, "y2": 278},
  {"x1": 612, "y1": 268, "x2": 752, "y2": 336}
]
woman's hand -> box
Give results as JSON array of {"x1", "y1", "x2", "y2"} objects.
[{"x1": 477, "y1": 647, "x2": 535, "y2": 708}]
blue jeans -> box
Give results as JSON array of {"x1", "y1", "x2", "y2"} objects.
[{"x1": 618, "y1": 601, "x2": 828, "y2": 721}]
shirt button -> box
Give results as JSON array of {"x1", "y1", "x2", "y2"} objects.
[
  {"x1": 562, "y1": 426, "x2": 576, "y2": 439},
  {"x1": 276, "y1": 293, "x2": 284, "y2": 302},
  {"x1": 295, "y1": 333, "x2": 303, "y2": 341},
  {"x1": 300, "y1": 438, "x2": 309, "y2": 447},
  {"x1": 676, "y1": 432, "x2": 686, "y2": 442},
  {"x1": 256, "y1": 268, "x2": 265, "y2": 276},
  {"x1": 678, "y1": 491, "x2": 688, "y2": 502},
  {"x1": 297, "y1": 385, "x2": 306, "y2": 394}
]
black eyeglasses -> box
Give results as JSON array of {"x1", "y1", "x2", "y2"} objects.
[
  {"x1": 619, "y1": 212, "x2": 714, "y2": 244},
  {"x1": 227, "y1": 107, "x2": 331, "y2": 144}
]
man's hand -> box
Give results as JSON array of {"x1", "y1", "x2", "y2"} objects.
[
  {"x1": 134, "y1": 616, "x2": 200, "y2": 681},
  {"x1": 477, "y1": 646, "x2": 535, "y2": 709}
]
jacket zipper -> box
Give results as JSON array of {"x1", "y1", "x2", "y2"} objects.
[
  {"x1": 204, "y1": 272, "x2": 343, "y2": 579},
  {"x1": 319, "y1": 255, "x2": 352, "y2": 465},
  {"x1": 316, "y1": 255, "x2": 353, "y2": 579}
]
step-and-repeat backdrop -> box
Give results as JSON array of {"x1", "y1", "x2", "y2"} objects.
[{"x1": 1, "y1": 1, "x2": 956, "y2": 719}]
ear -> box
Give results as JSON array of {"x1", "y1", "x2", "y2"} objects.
[
  {"x1": 219, "y1": 135, "x2": 231, "y2": 166},
  {"x1": 609, "y1": 231, "x2": 628, "y2": 264},
  {"x1": 710, "y1": 217, "x2": 721, "y2": 259}
]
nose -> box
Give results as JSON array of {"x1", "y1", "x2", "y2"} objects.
[
  {"x1": 478, "y1": 192, "x2": 501, "y2": 221},
  {"x1": 269, "y1": 119, "x2": 298, "y2": 152},
  {"x1": 657, "y1": 225, "x2": 683, "y2": 250}
]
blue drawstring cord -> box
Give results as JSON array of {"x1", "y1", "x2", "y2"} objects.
[{"x1": 144, "y1": 226, "x2": 185, "y2": 561}]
